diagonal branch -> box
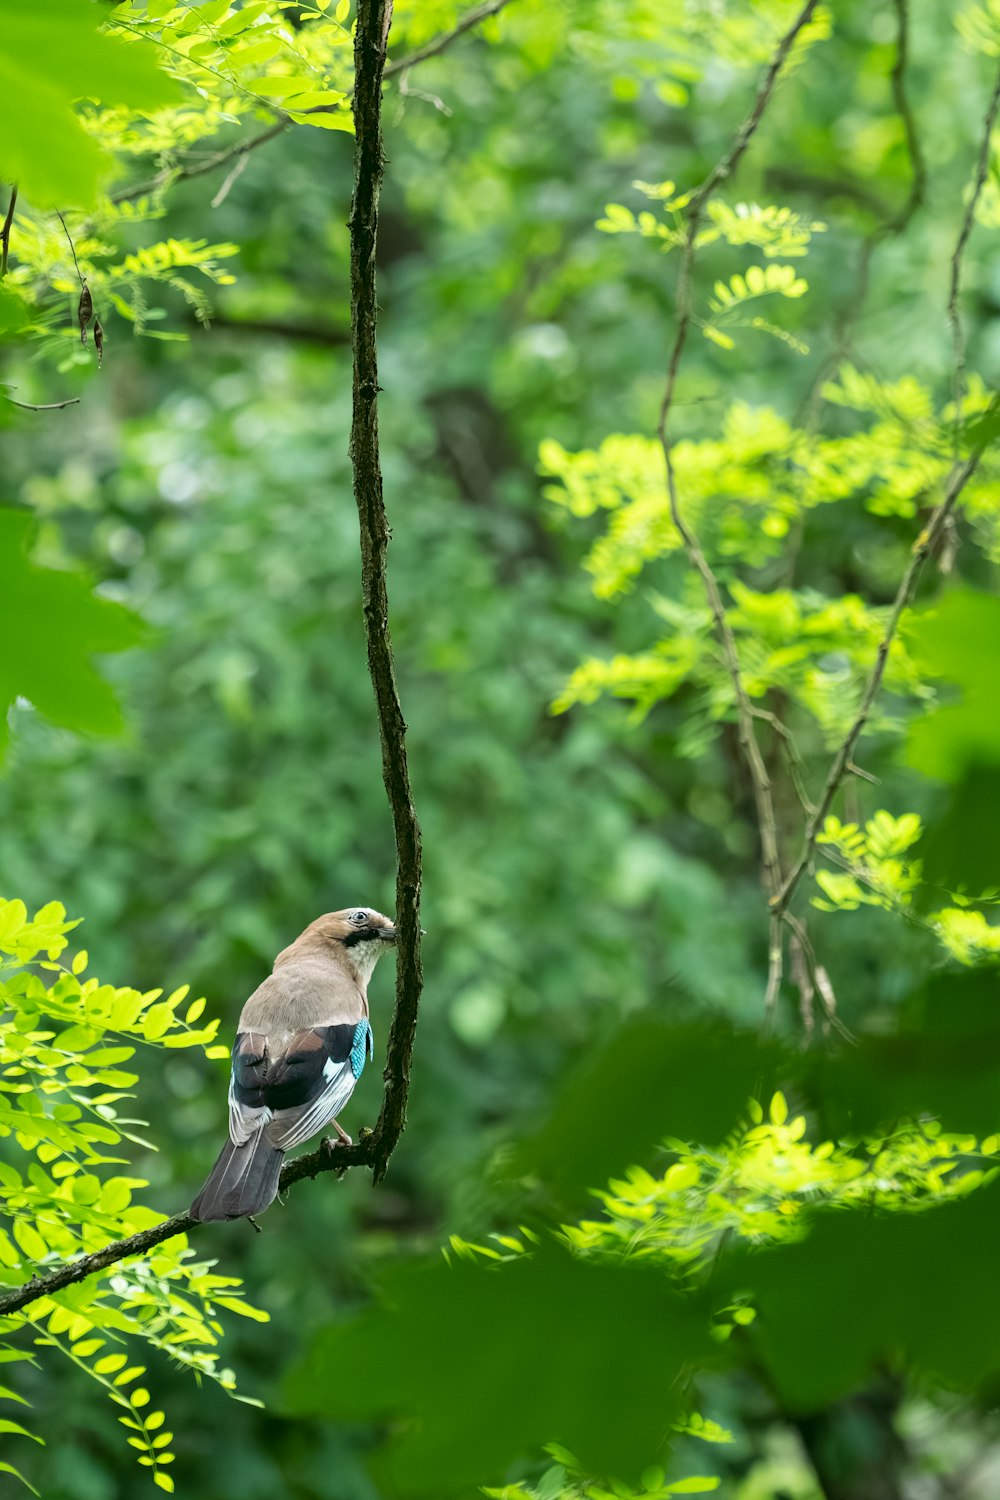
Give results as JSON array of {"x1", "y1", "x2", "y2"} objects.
[
  {"x1": 0, "y1": 1137, "x2": 377, "y2": 1320},
  {"x1": 347, "y1": 0, "x2": 424, "y2": 1185},
  {"x1": 948, "y1": 64, "x2": 1000, "y2": 447},
  {"x1": 4, "y1": 394, "x2": 80, "y2": 412},
  {"x1": 384, "y1": 0, "x2": 513, "y2": 79},
  {"x1": 886, "y1": 0, "x2": 927, "y2": 235},
  {"x1": 773, "y1": 60, "x2": 1000, "y2": 918},
  {"x1": 772, "y1": 425, "x2": 997, "y2": 917},
  {"x1": 656, "y1": 0, "x2": 822, "y2": 1010}
]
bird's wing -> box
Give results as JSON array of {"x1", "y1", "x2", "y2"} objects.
[{"x1": 227, "y1": 1020, "x2": 373, "y2": 1150}]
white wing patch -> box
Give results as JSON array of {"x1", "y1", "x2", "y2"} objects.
[
  {"x1": 228, "y1": 1077, "x2": 271, "y2": 1146},
  {"x1": 265, "y1": 1056, "x2": 360, "y2": 1150}
]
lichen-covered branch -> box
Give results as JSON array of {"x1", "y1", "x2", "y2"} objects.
[
  {"x1": 348, "y1": 0, "x2": 424, "y2": 1184},
  {"x1": 655, "y1": 0, "x2": 822, "y2": 1009},
  {"x1": 0, "y1": 0, "x2": 422, "y2": 1323}
]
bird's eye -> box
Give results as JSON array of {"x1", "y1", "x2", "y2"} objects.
[{"x1": 351, "y1": 910, "x2": 368, "y2": 924}]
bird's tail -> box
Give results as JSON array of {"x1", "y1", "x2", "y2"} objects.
[{"x1": 189, "y1": 1131, "x2": 284, "y2": 1221}]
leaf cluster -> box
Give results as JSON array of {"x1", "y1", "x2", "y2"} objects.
[{"x1": 0, "y1": 897, "x2": 264, "y2": 1492}]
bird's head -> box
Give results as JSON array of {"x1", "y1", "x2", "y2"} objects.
[{"x1": 276, "y1": 906, "x2": 397, "y2": 984}]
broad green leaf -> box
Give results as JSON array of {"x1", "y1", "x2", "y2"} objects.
[
  {"x1": 0, "y1": 0, "x2": 180, "y2": 207},
  {"x1": 283, "y1": 1246, "x2": 714, "y2": 1492},
  {"x1": 0, "y1": 510, "x2": 145, "y2": 755}
]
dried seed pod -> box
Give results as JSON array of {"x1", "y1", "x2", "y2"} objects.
[
  {"x1": 94, "y1": 318, "x2": 104, "y2": 369},
  {"x1": 78, "y1": 281, "x2": 93, "y2": 346}
]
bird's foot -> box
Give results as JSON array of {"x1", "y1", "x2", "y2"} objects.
[
  {"x1": 321, "y1": 1127, "x2": 353, "y2": 1180},
  {"x1": 321, "y1": 1122, "x2": 353, "y2": 1156}
]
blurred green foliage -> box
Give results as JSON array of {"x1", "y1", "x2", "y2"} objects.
[{"x1": 3, "y1": 0, "x2": 1000, "y2": 1496}]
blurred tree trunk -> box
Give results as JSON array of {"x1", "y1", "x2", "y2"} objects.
[{"x1": 792, "y1": 1383, "x2": 907, "y2": 1500}]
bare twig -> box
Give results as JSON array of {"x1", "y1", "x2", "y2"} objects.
[
  {"x1": 348, "y1": 0, "x2": 424, "y2": 1186},
  {"x1": 774, "y1": 425, "x2": 997, "y2": 915},
  {"x1": 384, "y1": 0, "x2": 513, "y2": 78},
  {"x1": 774, "y1": 56, "x2": 1000, "y2": 920},
  {"x1": 210, "y1": 151, "x2": 249, "y2": 209},
  {"x1": 110, "y1": 120, "x2": 289, "y2": 207},
  {"x1": 751, "y1": 706, "x2": 816, "y2": 815},
  {"x1": 947, "y1": 62, "x2": 1000, "y2": 449},
  {"x1": 886, "y1": 0, "x2": 927, "y2": 235},
  {"x1": 657, "y1": 0, "x2": 822, "y2": 1007},
  {"x1": 780, "y1": 909, "x2": 853, "y2": 1043},
  {"x1": 796, "y1": 0, "x2": 926, "y2": 431},
  {"x1": 4, "y1": 394, "x2": 80, "y2": 412},
  {"x1": 762, "y1": 912, "x2": 784, "y2": 1026},
  {"x1": 55, "y1": 211, "x2": 85, "y2": 287},
  {"x1": 396, "y1": 69, "x2": 453, "y2": 117},
  {"x1": 789, "y1": 928, "x2": 815, "y2": 1042},
  {"x1": 1, "y1": 185, "x2": 16, "y2": 278}
]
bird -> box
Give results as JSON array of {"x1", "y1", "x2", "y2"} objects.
[{"x1": 190, "y1": 906, "x2": 396, "y2": 1222}]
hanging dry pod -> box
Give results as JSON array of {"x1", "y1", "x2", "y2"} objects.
[
  {"x1": 78, "y1": 280, "x2": 93, "y2": 346},
  {"x1": 94, "y1": 318, "x2": 104, "y2": 369}
]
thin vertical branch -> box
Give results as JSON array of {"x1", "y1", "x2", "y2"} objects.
[
  {"x1": 348, "y1": 0, "x2": 424, "y2": 1184},
  {"x1": 772, "y1": 425, "x2": 997, "y2": 916},
  {"x1": 1, "y1": 185, "x2": 16, "y2": 278},
  {"x1": 948, "y1": 64, "x2": 1000, "y2": 449},
  {"x1": 55, "y1": 210, "x2": 85, "y2": 287},
  {"x1": 775, "y1": 63, "x2": 1000, "y2": 918},
  {"x1": 656, "y1": 0, "x2": 821, "y2": 1006},
  {"x1": 886, "y1": 0, "x2": 926, "y2": 235}
]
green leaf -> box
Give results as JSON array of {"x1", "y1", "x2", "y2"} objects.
[
  {"x1": 907, "y1": 591, "x2": 1000, "y2": 778},
  {"x1": 0, "y1": 510, "x2": 145, "y2": 755},
  {"x1": 0, "y1": 1420, "x2": 44, "y2": 1444},
  {"x1": 283, "y1": 1245, "x2": 714, "y2": 1492},
  {"x1": 0, "y1": 1460, "x2": 41, "y2": 1495},
  {"x1": 725, "y1": 1174, "x2": 1000, "y2": 1408},
  {"x1": 12, "y1": 1218, "x2": 48, "y2": 1262},
  {"x1": 0, "y1": 0, "x2": 180, "y2": 207}
]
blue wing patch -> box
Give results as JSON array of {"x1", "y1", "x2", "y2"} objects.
[{"x1": 350, "y1": 1019, "x2": 373, "y2": 1079}]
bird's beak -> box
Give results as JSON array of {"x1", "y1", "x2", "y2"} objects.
[{"x1": 381, "y1": 925, "x2": 397, "y2": 943}]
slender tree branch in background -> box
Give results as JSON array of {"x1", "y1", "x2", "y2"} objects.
[
  {"x1": 773, "y1": 426, "x2": 997, "y2": 918},
  {"x1": 655, "y1": 0, "x2": 821, "y2": 1009},
  {"x1": 797, "y1": 0, "x2": 925, "y2": 429},
  {"x1": 348, "y1": 0, "x2": 424, "y2": 1186},
  {"x1": 110, "y1": 119, "x2": 289, "y2": 206},
  {"x1": 775, "y1": 67, "x2": 1000, "y2": 918},
  {"x1": 887, "y1": 0, "x2": 926, "y2": 234},
  {"x1": 182, "y1": 313, "x2": 351, "y2": 346},
  {"x1": 948, "y1": 63, "x2": 1000, "y2": 448},
  {"x1": 383, "y1": 0, "x2": 513, "y2": 79},
  {"x1": 4, "y1": 394, "x2": 81, "y2": 412},
  {"x1": 1, "y1": 185, "x2": 16, "y2": 278},
  {"x1": 55, "y1": 211, "x2": 85, "y2": 287}
]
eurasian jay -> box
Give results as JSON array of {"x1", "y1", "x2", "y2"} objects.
[{"x1": 190, "y1": 906, "x2": 396, "y2": 1221}]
